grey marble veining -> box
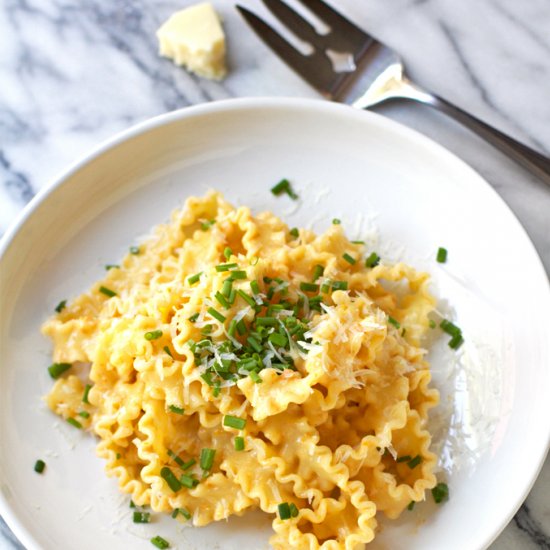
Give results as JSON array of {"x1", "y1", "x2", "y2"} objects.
[{"x1": 1, "y1": 0, "x2": 549, "y2": 549}]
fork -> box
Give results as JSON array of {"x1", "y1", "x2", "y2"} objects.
[{"x1": 236, "y1": 0, "x2": 550, "y2": 186}]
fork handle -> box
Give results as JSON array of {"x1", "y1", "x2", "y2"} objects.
[{"x1": 400, "y1": 81, "x2": 550, "y2": 186}]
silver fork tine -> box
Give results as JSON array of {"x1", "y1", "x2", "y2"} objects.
[
  {"x1": 295, "y1": 0, "x2": 373, "y2": 52},
  {"x1": 236, "y1": 5, "x2": 336, "y2": 93},
  {"x1": 262, "y1": 0, "x2": 324, "y2": 48}
]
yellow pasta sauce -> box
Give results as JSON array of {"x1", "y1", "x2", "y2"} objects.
[{"x1": 43, "y1": 191, "x2": 439, "y2": 549}]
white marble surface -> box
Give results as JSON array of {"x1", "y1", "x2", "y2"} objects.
[{"x1": 0, "y1": 0, "x2": 549, "y2": 548}]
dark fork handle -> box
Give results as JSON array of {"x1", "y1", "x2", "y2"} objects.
[{"x1": 399, "y1": 81, "x2": 550, "y2": 186}]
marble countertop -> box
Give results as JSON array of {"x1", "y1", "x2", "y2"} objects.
[{"x1": 1, "y1": 0, "x2": 549, "y2": 548}]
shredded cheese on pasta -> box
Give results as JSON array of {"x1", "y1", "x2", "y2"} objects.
[{"x1": 43, "y1": 191, "x2": 439, "y2": 549}]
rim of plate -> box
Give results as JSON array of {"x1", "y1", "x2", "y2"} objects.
[{"x1": 0, "y1": 97, "x2": 548, "y2": 550}]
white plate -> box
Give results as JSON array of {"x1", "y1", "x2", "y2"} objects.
[{"x1": 0, "y1": 98, "x2": 549, "y2": 550}]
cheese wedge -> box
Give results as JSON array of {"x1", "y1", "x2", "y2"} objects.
[{"x1": 157, "y1": 2, "x2": 227, "y2": 80}]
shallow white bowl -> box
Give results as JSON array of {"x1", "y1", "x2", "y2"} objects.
[{"x1": 0, "y1": 98, "x2": 549, "y2": 550}]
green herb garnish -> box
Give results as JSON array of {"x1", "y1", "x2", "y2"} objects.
[
  {"x1": 365, "y1": 252, "x2": 380, "y2": 268},
  {"x1": 150, "y1": 536, "x2": 170, "y2": 549},
  {"x1": 200, "y1": 448, "x2": 216, "y2": 471},
  {"x1": 133, "y1": 511, "x2": 151, "y2": 523},
  {"x1": 432, "y1": 482, "x2": 449, "y2": 503},
  {"x1": 48, "y1": 362, "x2": 71, "y2": 379},
  {"x1": 223, "y1": 415, "x2": 246, "y2": 430},
  {"x1": 99, "y1": 286, "x2": 117, "y2": 297},
  {"x1": 436, "y1": 247, "x2": 448, "y2": 263}
]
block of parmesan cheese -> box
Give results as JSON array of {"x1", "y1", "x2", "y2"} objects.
[{"x1": 156, "y1": 2, "x2": 227, "y2": 80}]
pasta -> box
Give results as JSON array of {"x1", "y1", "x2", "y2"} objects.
[{"x1": 43, "y1": 191, "x2": 440, "y2": 549}]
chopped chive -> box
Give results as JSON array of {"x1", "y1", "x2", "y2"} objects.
[
  {"x1": 215, "y1": 291, "x2": 230, "y2": 309},
  {"x1": 247, "y1": 336, "x2": 262, "y2": 353},
  {"x1": 188, "y1": 312, "x2": 200, "y2": 323},
  {"x1": 200, "y1": 448, "x2": 216, "y2": 471},
  {"x1": 388, "y1": 317, "x2": 400, "y2": 329},
  {"x1": 352, "y1": 240, "x2": 365, "y2": 245},
  {"x1": 365, "y1": 252, "x2": 380, "y2": 268},
  {"x1": 179, "y1": 508, "x2": 192, "y2": 520},
  {"x1": 271, "y1": 178, "x2": 298, "y2": 200},
  {"x1": 342, "y1": 253, "x2": 356, "y2": 265},
  {"x1": 278, "y1": 502, "x2": 291, "y2": 520},
  {"x1": 255, "y1": 317, "x2": 277, "y2": 326},
  {"x1": 78, "y1": 411, "x2": 90, "y2": 419},
  {"x1": 181, "y1": 458, "x2": 196, "y2": 470},
  {"x1": 207, "y1": 307, "x2": 226, "y2": 323},
  {"x1": 407, "y1": 501, "x2": 415, "y2": 511},
  {"x1": 145, "y1": 330, "x2": 163, "y2": 341},
  {"x1": 168, "y1": 405, "x2": 184, "y2": 415},
  {"x1": 180, "y1": 473, "x2": 198, "y2": 488},
  {"x1": 289, "y1": 228, "x2": 299, "y2": 238},
  {"x1": 332, "y1": 218, "x2": 341, "y2": 225},
  {"x1": 172, "y1": 507, "x2": 192, "y2": 520},
  {"x1": 150, "y1": 536, "x2": 170, "y2": 549},
  {"x1": 250, "y1": 280, "x2": 260, "y2": 295},
  {"x1": 82, "y1": 383, "x2": 92, "y2": 404},
  {"x1": 216, "y1": 262, "x2": 238, "y2": 272},
  {"x1": 300, "y1": 282, "x2": 319, "y2": 292},
  {"x1": 187, "y1": 272, "x2": 202, "y2": 285},
  {"x1": 449, "y1": 333, "x2": 464, "y2": 350},
  {"x1": 271, "y1": 179, "x2": 289, "y2": 195},
  {"x1": 130, "y1": 246, "x2": 140, "y2": 255},
  {"x1": 436, "y1": 247, "x2": 448, "y2": 263},
  {"x1": 432, "y1": 482, "x2": 449, "y2": 504},
  {"x1": 332, "y1": 281, "x2": 348, "y2": 291},
  {"x1": 229, "y1": 270, "x2": 247, "y2": 280},
  {"x1": 237, "y1": 290, "x2": 256, "y2": 307},
  {"x1": 312, "y1": 265, "x2": 324, "y2": 281},
  {"x1": 234, "y1": 436, "x2": 245, "y2": 451},
  {"x1": 201, "y1": 372, "x2": 214, "y2": 386},
  {"x1": 165, "y1": 450, "x2": 185, "y2": 469},
  {"x1": 67, "y1": 417, "x2": 82, "y2": 429},
  {"x1": 236, "y1": 319, "x2": 247, "y2": 335},
  {"x1": 212, "y1": 381, "x2": 221, "y2": 397},
  {"x1": 105, "y1": 264, "x2": 119, "y2": 270},
  {"x1": 407, "y1": 455, "x2": 422, "y2": 469},
  {"x1": 163, "y1": 346, "x2": 173, "y2": 358},
  {"x1": 221, "y1": 279, "x2": 233, "y2": 298},
  {"x1": 99, "y1": 286, "x2": 117, "y2": 297},
  {"x1": 129, "y1": 500, "x2": 136, "y2": 508},
  {"x1": 396, "y1": 455, "x2": 412, "y2": 463},
  {"x1": 224, "y1": 247, "x2": 232, "y2": 260},
  {"x1": 228, "y1": 319, "x2": 238, "y2": 338},
  {"x1": 48, "y1": 362, "x2": 71, "y2": 379},
  {"x1": 249, "y1": 370, "x2": 262, "y2": 384},
  {"x1": 440, "y1": 319, "x2": 461, "y2": 337},
  {"x1": 320, "y1": 283, "x2": 330, "y2": 293},
  {"x1": 133, "y1": 511, "x2": 151, "y2": 523},
  {"x1": 223, "y1": 415, "x2": 246, "y2": 430},
  {"x1": 200, "y1": 219, "x2": 215, "y2": 231},
  {"x1": 116, "y1": 453, "x2": 121, "y2": 459},
  {"x1": 289, "y1": 503, "x2": 299, "y2": 518},
  {"x1": 34, "y1": 459, "x2": 46, "y2": 473},
  {"x1": 160, "y1": 467, "x2": 182, "y2": 492},
  {"x1": 228, "y1": 288, "x2": 237, "y2": 305},
  {"x1": 263, "y1": 276, "x2": 272, "y2": 284},
  {"x1": 269, "y1": 332, "x2": 287, "y2": 347},
  {"x1": 429, "y1": 319, "x2": 436, "y2": 329},
  {"x1": 55, "y1": 300, "x2": 67, "y2": 313}
]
